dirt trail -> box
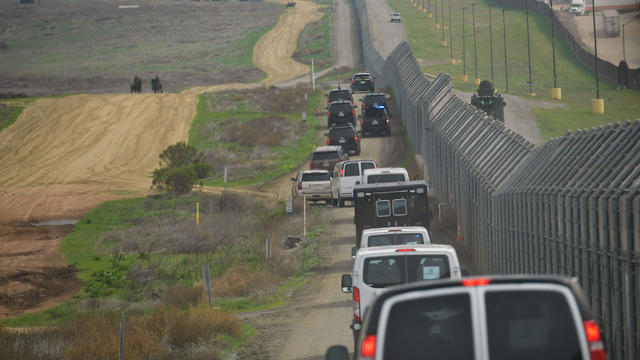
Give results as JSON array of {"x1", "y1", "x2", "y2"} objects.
[{"x1": 0, "y1": 0, "x2": 322, "y2": 319}]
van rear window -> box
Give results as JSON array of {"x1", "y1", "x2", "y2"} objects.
[
  {"x1": 384, "y1": 294, "x2": 474, "y2": 360},
  {"x1": 367, "y1": 173, "x2": 406, "y2": 183},
  {"x1": 485, "y1": 290, "x2": 581, "y2": 360},
  {"x1": 301, "y1": 173, "x2": 330, "y2": 182},
  {"x1": 367, "y1": 233, "x2": 425, "y2": 247},
  {"x1": 312, "y1": 151, "x2": 339, "y2": 161},
  {"x1": 363, "y1": 255, "x2": 451, "y2": 288}
]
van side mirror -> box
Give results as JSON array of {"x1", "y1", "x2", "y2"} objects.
[
  {"x1": 351, "y1": 246, "x2": 357, "y2": 259},
  {"x1": 325, "y1": 345, "x2": 349, "y2": 360},
  {"x1": 341, "y1": 274, "x2": 352, "y2": 293}
]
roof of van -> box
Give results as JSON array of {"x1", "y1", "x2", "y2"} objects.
[
  {"x1": 362, "y1": 167, "x2": 408, "y2": 175},
  {"x1": 362, "y1": 226, "x2": 429, "y2": 236},
  {"x1": 355, "y1": 244, "x2": 456, "y2": 257}
]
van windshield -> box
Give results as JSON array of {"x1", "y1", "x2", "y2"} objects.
[
  {"x1": 367, "y1": 233, "x2": 425, "y2": 247},
  {"x1": 366, "y1": 173, "x2": 406, "y2": 183},
  {"x1": 363, "y1": 255, "x2": 450, "y2": 288},
  {"x1": 485, "y1": 290, "x2": 581, "y2": 360}
]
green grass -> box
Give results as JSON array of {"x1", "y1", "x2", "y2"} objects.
[
  {"x1": 294, "y1": 10, "x2": 334, "y2": 71},
  {"x1": 387, "y1": 0, "x2": 640, "y2": 139},
  {"x1": 0, "y1": 98, "x2": 35, "y2": 133}
]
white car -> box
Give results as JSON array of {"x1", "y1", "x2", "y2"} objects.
[
  {"x1": 291, "y1": 170, "x2": 332, "y2": 204},
  {"x1": 341, "y1": 244, "x2": 462, "y2": 346},
  {"x1": 362, "y1": 167, "x2": 409, "y2": 184},
  {"x1": 353, "y1": 226, "x2": 431, "y2": 258},
  {"x1": 390, "y1": 13, "x2": 401, "y2": 22},
  {"x1": 330, "y1": 159, "x2": 377, "y2": 207}
]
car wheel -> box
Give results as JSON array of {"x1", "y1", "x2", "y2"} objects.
[
  {"x1": 356, "y1": 148, "x2": 361, "y2": 156},
  {"x1": 338, "y1": 194, "x2": 345, "y2": 208}
]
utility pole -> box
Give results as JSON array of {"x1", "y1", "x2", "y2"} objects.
[
  {"x1": 551, "y1": 0, "x2": 561, "y2": 99},
  {"x1": 526, "y1": 1, "x2": 534, "y2": 96},
  {"x1": 472, "y1": 3, "x2": 479, "y2": 86},
  {"x1": 449, "y1": 0, "x2": 454, "y2": 63},
  {"x1": 462, "y1": 7, "x2": 468, "y2": 82},
  {"x1": 489, "y1": 3, "x2": 494, "y2": 85},
  {"x1": 441, "y1": 0, "x2": 446, "y2": 46},
  {"x1": 502, "y1": 9, "x2": 509, "y2": 93},
  {"x1": 591, "y1": 0, "x2": 603, "y2": 112}
]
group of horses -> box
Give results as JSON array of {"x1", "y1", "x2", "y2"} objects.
[{"x1": 130, "y1": 76, "x2": 162, "y2": 93}]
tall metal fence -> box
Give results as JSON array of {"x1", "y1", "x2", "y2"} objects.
[{"x1": 352, "y1": 0, "x2": 640, "y2": 358}]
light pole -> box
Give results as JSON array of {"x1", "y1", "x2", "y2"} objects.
[
  {"x1": 489, "y1": 3, "x2": 494, "y2": 86},
  {"x1": 435, "y1": 0, "x2": 439, "y2": 29},
  {"x1": 449, "y1": 0, "x2": 454, "y2": 63},
  {"x1": 526, "y1": 1, "x2": 534, "y2": 96},
  {"x1": 472, "y1": 3, "x2": 479, "y2": 86},
  {"x1": 502, "y1": 9, "x2": 509, "y2": 93},
  {"x1": 591, "y1": 0, "x2": 603, "y2": 113},
  {"x1": 550, "y1": 0, "x2": 561, "y2": 99},
  {"x1": 441, "y1": 0, "x2": 446, "y2": 46},
  {"x1": 462, "y1": 7, "x2": 468, "y2": 82},
  {"x1": 428, "y1": 0, "x2": 432, "y2": 18}
]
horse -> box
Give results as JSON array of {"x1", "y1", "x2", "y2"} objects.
[
  {"x1": 151, "y1": 79, "x2": 163, "y2": 94},
  {"x1": 130, "y1": 77, "x2": 142, "y2": 93}
]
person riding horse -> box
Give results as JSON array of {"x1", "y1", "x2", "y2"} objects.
[
  {"x1": 151, "y1": 75, "x2": 162, "y2": 93},
  {"x1": 131, "y1": 75, "x2": 142, "y2": 93}
]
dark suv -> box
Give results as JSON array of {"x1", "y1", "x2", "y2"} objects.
[
  {"x1": 351, "y1": 72, "x2": 375, "y2": 93},
  {"x1": 327, "y1": 275, "x2": 607, "y2": 360},
  {"x1": 326, "y1": 125, "x2": 360, "y2": 155},
  {"x1": 361, "y1": 93, "x2": 389, "y2": 113},
  {"x1": 310, "y1": 145, "x2": 349, "y2": 171},
  {"x1": 361, "y1": 106, "x2": 390, "y2": 136},
  {"x1": 327, "y1": 88, "x2": 353, "y2": 105},
  {"x1": 327, "y1": 100, "x2": 356, "y2": 128}
]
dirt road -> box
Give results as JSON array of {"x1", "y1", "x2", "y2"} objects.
[{"x1": 0, "y1": 0, "x2": 323, "y2": 319}]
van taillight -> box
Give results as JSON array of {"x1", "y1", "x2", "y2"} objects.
[
  {"x1": 584, "y1": 320, "x2": 606, "y2": 360},
  {"x1": 327, "y1": 138, "x2": 331, "y2": 145},
  {"x1": 361, "y1": 335, "x2": 376, "y2": 357},
  {"x1": 361, "y1": 117, "x2": 364, "y2": 127},
  {"x1": 298, "y1": 182, "x2": 302, "y2": 190},
  {"x1": 327, "y1": 111, "x2": 331, "y2": 119},
  {"x1": 462, "y1": 278, "x2": 490, "y2": 286},
  {"x1": 352, "y1": 109, "x2": 355, "y2": 118},
  {"x1": 353, "y1": 286, "x2": 361, "y2": 323},
  {"x1": 310, "y1": 161, "x2": 314, "y2": 169},
  {"x1": 396, "y1": 248, "x2": 415, "y2": 252},
  {"x1": 341, "y1": 168, "x2": 344, "y2": 177},
  {"x1": 354, "y1": 135, "x2": 358, "y2": 143},
  {"x1": 386, "y1": 118, "x2": 390, "y2": 125}
]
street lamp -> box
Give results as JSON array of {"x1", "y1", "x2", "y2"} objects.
[
  {"x1": 489, "y1": 3, "x2": 494, "y2": 85},
  {"x1": 449, "y1": 0, "x2": 454, "y2": 63},
  {"x1": 591, "y1": 0, "x2": 603, "y2": 113},
  {"x1": 435, "y1": 0, "x2": 439, "y2": 29},
  {"x1": 525, "y1": 1, "x2": 534, "y2": 96},
  {"x1": 462, "y1": 7, "x2": 468, "y2": 82},
  {"x1": 428, "y1": 0, "x2": 432, "y2": 18},
  {"x1": 502, "y1": 9, "x2": 509, "y2": 93},
  {"x1": 441, "y1": 0, "x2": 446, "y2": 46},
  {"x1": 550, "y1": 0, "x2": 561, "y2": 99},
  {"x1": 472, "y1": 3, "x2": 479, "y2": 86}
]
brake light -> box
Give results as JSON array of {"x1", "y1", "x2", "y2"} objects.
[
  {"x1": 353, "y1": 286, "x2": 361, "y2": 323},
  {"x1": 341, "y1": 168, "x2": 344, "y2": 177},
  {"x1": 396, "y1": 248, "x2": 415, "y2": 252},
  {"x1": 361, "y1": 335, "x2": 376, "y2": 357},
  {"x1": 354, "y1": 135, "x2": 358, "y2": 143},
  {"x1": 328, "y1": 111, "x2": 331, "y2": 119},
  {"x1": 584, "y1": 320, "x2": 606, "y2": 360},
  {"x1": 352, "y1": 109, "x2": 355, "y2": 118},
  {"x1": 361, "y1": 117, "x2": 364, "y2": 127},
  {"x1": 310, "y1": 161, "x2": 314, "y2": 169},
  {"x1": 351, "y1": 80, "x2": 355, "y2": 84},
  {"x1": 462, "y1": 278, "x2": 490, "y2": 287},
  {"x1": 298, "y1": 182, "x2": 302, "y2": 190},
  {"x1": 327, "y1": 138, "x2": 331, "y2": 145},
  {"x1": 386, "y1": 118, "x2": 390, "y2": 125}
]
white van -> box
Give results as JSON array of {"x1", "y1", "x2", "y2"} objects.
[
  {"x1": 569, "y1": 0, "x2": 585, "y2": 15},
  {"x1": 362, "y1": 167, "x2": 409, "y2": 184},
  {"x1": 341, "y1": 244, "x2": 462, "y2": 345},
  {"x1": 352, "y1": 226, "x2": 431, "y2": 258},
  {"x1": 330, "y1": 159, "x2": 377, "y2": 207}
]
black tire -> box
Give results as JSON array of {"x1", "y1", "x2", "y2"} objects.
[
  {"x1": 331, "y1": 194, "x2": 338, "y2": 206},
  {"x1": 338, "y1": 193, "x2": 345, "y2": 207},
  {"x1": 352, "y1": 329, "x2": 360, "y2": 357},
  {"x1": 355, "y1": 148, "x2": 361, "y2": 156}
]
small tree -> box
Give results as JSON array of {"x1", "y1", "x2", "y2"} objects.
[{"x1": 152, "y1": 142, "x2": 212, "y2": 195}]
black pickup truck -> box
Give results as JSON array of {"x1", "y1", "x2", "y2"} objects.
[{"x1": 353, "y1": 181, "x2": 430, "y2": 247}]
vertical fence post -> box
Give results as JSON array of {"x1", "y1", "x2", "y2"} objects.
[
  {"x1": 202, "y1": 264, "x2": 212, "y2": 305},
  {"x1": 303, "y1": 196, "x2": 307, "y2": 237},
  {"x1": 266, "y1": 237, "x2": 272, "y2": 264},
  {"x1": 119, "y1": 312, "x2": 124, "y2": 360}
]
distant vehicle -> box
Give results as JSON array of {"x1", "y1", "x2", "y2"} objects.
[
  {"x1": 351, "y1": 72, "x2": 375, "y2": 93},
  {"x1": 327, "y1": 100, "x2": 357, "y2": 128},
  {"x1": 361, "y1": 106, "x2": 390, "y2": 136},
  {"x1": 310, "y1": 145, "x2": 349, "y2": 171},
  {"x1": 354, "y1": 226, "x2": 431, "y2": 258},
  {"x1": 291, "y1": 170, "x2": 331, "y2": 203},
  {"x1": 328, "y1": 275, "x2": 607, "y2": 360},
  {"x1": 330, "y1": 159, "x2": 377, "y2": 207},
  {"x1": 360, "y1": 92, "x2": 390, "y2": 113},
  {"x1": 602, "y1": 10, "x2": 620, "y2": 37},
  {"x1": 362, "y1": 167, "x2": 409, "y2": 184},
  {"x1": 340, "y1": 244, "x2": 462, "y2": 350},
  {"x1": 326, "y1": 125, "x2": 361, "y2": 155},
  {"x1": 326, "y1": 88, "x2": 353, "y2": 105},
  {"x1": 353, "y1": 180, "x2": 430, "y2": 247},
  {"x1": 390, "y1": 12, "x2": 402, "y2": 22},
  {"x1": 569, "y1": 0, "x2": 586, "y2": 15}
]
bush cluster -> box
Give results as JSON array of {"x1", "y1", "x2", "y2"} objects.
[{"x1": 151, "y1": 142, "x2": 212, "y2": 196}]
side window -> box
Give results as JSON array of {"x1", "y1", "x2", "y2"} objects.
[
  {"x1": 344, "y1": 163, "x2": 360, "y2": 176},
  {"x1": 361, "y1": 162, "x2": 376, "y2": 171},
  {"x1": 376, "y1": 200, "x2": 391, "y2": 217},
  {"x1": 393, "y1": 199, "x2": 407, "y2": 216}
]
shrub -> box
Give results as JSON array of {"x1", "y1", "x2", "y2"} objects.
[
  {"x1": 152, "y1": 142, "x2": 212, "y2": 195},
  {"x1": 161, "y1": 283, "x2": 204, "y2": 307}
]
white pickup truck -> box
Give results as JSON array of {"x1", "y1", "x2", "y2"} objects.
[
  {"x1": 330, "y1": 159, "x2": 377, "y2": 207},
  {"x1": 362, "y1": 167, "x2": 409, "y2": 184},
  {"x1": 291, "y1": 170, "x2": 332, "y2": 204}
]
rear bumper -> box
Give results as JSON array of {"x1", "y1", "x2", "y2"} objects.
[
  {"x1": 362, "y1": 123, "x2": 390, "y2": 132},
  {"x1": 301, "y1": 192, "x2": 332, "y2": 200}
]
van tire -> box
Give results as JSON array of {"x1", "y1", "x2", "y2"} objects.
[{"x1": 338, "y1": 193, "x2": 345, "y2": 207}]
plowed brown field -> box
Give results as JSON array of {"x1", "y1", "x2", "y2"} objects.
[{"x1": 0, "y1": 0, "x2": 321, "y2": 319}]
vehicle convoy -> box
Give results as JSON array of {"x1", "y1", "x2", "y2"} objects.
[
  {"x1": 330, "y1": 159, "x2": 377, "y2": 207},
  {"x1": 327, "y1": 88, "x2": 353, "y2": 105},
  {"x1": 602, "y1": 10, "x2": 620, "y2": 37},
  {"x1": 353, "y1": 226, "x2": 431, "y2": 258},
  {"x1": 353, "y1": 180, "x2": 430, "y2": 247},
  {"x1": 291, "y1": 170, "x2": 332, "y2": 203},
  {"x1": 326, "y1": 125, "x2": 361, "y2": 155},
  {"x1": 340, "y1": 244, "x2": 462, "y2": 350},
  {"x1": 361, "y1": 106, "x2": 390, "y2": 136},
  {"x1": 362, "y1": 167, "x2": 409, "y2": 184},
  {"x1": 327, "y1": 100, "x2": 357, "y2": 128},
  {"x1": 327, "y1": 275, "x2": 607, "y2": 360},
  {"x1": 351, "y1": 72, "x2": 375, "y2": 93},
  {"x1": 310, "y1": 145, "x2": 349, "y2": 171}
]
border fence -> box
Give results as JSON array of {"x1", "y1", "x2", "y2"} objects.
[{"x1": 352, "y1": 0, "x2": 640, "y2": 358}]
